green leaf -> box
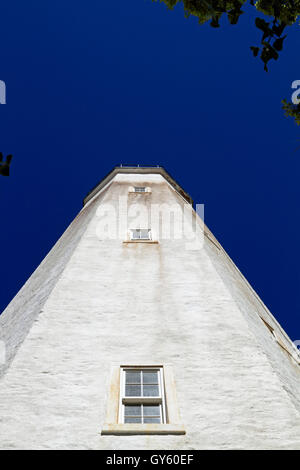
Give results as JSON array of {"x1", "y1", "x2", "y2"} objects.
[{"x1": 250, "y1": 46, "x2": 260, "y2": 57}]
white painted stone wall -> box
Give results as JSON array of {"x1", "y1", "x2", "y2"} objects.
[{"x1": 0, "y1": 172, "x2": 299, "y2": 449}]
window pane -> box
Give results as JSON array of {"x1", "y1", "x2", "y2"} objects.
[
  {"x1": 142, "y1": 371, "x2": 158, "y2": 384},
  {"x1": 125, "y1": 371, "x2": 141, "y2": 384},
  {"x1": 125, "y1": 384, "x2": 142, "y2": 397},
  {"x1": 140, "y1": 229, "x2": 150, "y2": 239},
  {"x1": 124, "y1": 417, "x2": 142, "y2": 423},
  {"x1": 131, "y1": 230, "x2": 140, "y2": 239},
  {"x1": 144, "y1": 417, "x2": 161, "y2": 424},
  {"x1": 143, "y1": 405, "x2": 160, "y2": 416},
  {"x1": 143, "y1": 384, "x2": 159, "y2": 397},
  {"x1": 124, "y1": 405, "x2": 141, "y2": 416}
]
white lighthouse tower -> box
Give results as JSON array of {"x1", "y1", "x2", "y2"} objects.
[{"x1": 0, "y1": 166, "x2": 299, "y2": 449}]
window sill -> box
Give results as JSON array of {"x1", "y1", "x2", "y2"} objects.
[
  {"x1": 101, "y1": 423, "x2": 186, "y2": 435},
  {"x1": 123, "y1": 240, "x2": 159, "y2": 244},
  {"x1": 128, "y1": 191, "x2": 151, "y2": 195}
]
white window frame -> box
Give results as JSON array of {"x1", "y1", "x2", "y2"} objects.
[
  {"x1": 130, "y1": 229, "x2": 152, "y2": 241},
  {"x1": 101, "y1": 364, "x2": 185, "y2": 435},
  {"x1": 119, "y1": 367, "x2": 166, "y2": 424},
  {"x1": 128, "y1": 186, "x2": 152, "y2": 194}
]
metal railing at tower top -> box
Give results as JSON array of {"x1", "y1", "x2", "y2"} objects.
[{"x1": 118, "y1": 164, "x2": 162, "y2": 168}]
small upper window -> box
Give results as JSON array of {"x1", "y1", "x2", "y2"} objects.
[
  {"x1": 130, "y1": 229, "x2": 151, "y2": 240},
  {"x1": 134, "y1": 187, "x2": 146, "y2": 193}
]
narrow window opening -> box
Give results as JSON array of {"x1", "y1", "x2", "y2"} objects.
[
  {"x1": 260, "y1": 316, "x2": 299, "y2": 363},
  {"x1": 261, "y1": 317, "x2": 275, "y2": 335}
]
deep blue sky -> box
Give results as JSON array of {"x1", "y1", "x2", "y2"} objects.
[{"x1": 0, "y1": 1, "x2": 299, "y2": 341}]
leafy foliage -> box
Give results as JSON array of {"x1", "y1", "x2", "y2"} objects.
[
  {"x1": 282, "y1": 99, "x2": 300, "y2": 126},
  {"x1": 0, "y1": 153, "x2": 13, "y2": 176},
  {"x1": 155, "y1": 1, "x2": 300, "y2": 71},
  {"x1": 156, "y1": 0, "x2": 246, "y2": 26}
]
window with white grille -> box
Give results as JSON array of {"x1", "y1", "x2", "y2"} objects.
[
  {"x1": 134, "y1": 187, "x2": 146, "y2": 193},
  {"x1": 130, "y1": 229, "x2": 152, "y2": 240},
  {"x1": 120, "y1": 368, "x2": 166, "y2": 424},
  {"x1": 101, "y1": 364, "x2": 185, "y2": 435}
]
